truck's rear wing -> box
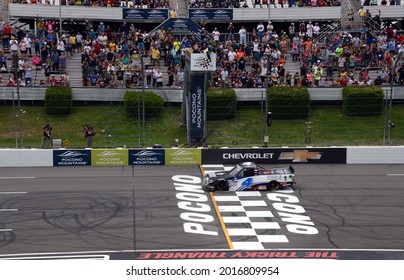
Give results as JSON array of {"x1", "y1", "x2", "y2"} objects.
[{"x1": 289, "y1": 165, "x2": 295, "y2": 174}]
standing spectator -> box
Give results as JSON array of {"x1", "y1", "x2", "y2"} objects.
[
  {"x1": 25, "y1": 65, "x2": 32, "y2": 86},
  {"x1": 227, "y1": 22, "x2": 234, "y2": 41},
  {"x1": 358, "y1": 7, "x2": 366, "y2": 26},
  {"x1": 150, "y1": 44, "x2": 161, "y2": 66},
  {"x1": 288, "y1": 23, "x2": 295, "y2": 39},
  {"x1": 145, "y1": 64, "x2": 152, "y2": 88},
  {"x1": 0, "y1": 18, "x2": 4, "y2": 38},
  {"x1": 51, "y1": 49, "x2": 60, "y2": 72},
  {"x1": 313, "y1": 23, "x2": 320, "y2": 38},
  {"x1": 0, "y1": 50, "x2": 7, "y2": 70},
  {"x1": 18, "y1": 57, "x2": 25, "y2": 79},
  {"x1": 10, "y1": 36, "x2": 19, "y2": 54},
  {"x1": 40, "y1": 123, "x2": 53, "y2": 149},
  {"x1": 45, "y1": 19, "x2": 55, "y2": 35},
  {"x1": 155, "y1": 68, "x2": 163, "y2": 87},
  {"x1": 267, "y1": 21, "x2": 274, "y2": 37},
  {"x1": 238, "y1": 26, "x2": 247, "y2": 46},
  {"x1": 60, "y1": 52, "x2": 67, "y2": 71},
  {"x1": 84, "y1": 125, "x2": 95, "y2": 148},
  {"x1": 97, "y1": 22, "x2": 105, "y2": 34},
  {"x1": 257, "y1": 22, "x2": 265, "y2": 43},
  {"x1": 306, "y1": 22, "x2": 314, "y2": 38},
  {"x1": 176, "y1": 68, "x2": 184, "y2": 88},
  {"x1": 56, "y1": 37, "x2": 66, "y2": 55},
  {"x1": 212, "y1": 28, "x2": 220, "y2": 42},
  {"x1": 23, "y1": 35, "x2": 32, "y2": 56}
]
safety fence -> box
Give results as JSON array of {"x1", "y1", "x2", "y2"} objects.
[{"x1": 1, "y1": 146, "x2": 403, "y2": 167}]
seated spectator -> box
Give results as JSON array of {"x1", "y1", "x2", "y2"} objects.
[{"x1": 7, "y1": 78, "x2": 16, "y2": 86}]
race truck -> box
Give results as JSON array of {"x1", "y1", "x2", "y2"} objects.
[{"x1": 203, "y1": 162, "x2": 295, "y2": 192}]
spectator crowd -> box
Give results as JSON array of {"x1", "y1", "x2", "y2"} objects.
[
  {"x1": 13, "y1": 0, "x2": 170, "y2": 8},
  {"x1": 189, "y1": 0, "x2": 342, "y2": 8},
  {"x1": 1, "y1": 10, "x2": 404, "y2": 88}
]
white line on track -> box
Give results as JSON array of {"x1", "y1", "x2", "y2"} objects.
[
  {"x1": 387, "y1": 174, "x2": 404, "y2": 176},
  {"x1": 0, "y1": 177, "x2": 35, "y2": 180},
  {"x1": 0, "y1": 209, "x2": 18, "y2": 212},
  {"x1": 0, "y1": 192, "x2": 28, "y2": 195},
  {"x1": 0, "y1": 229, "x2": 13, "y2": 232},
  {"x1": 2, "y1": 255, "x2": 110, "y2": 260}
]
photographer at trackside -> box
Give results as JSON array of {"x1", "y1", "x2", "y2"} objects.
[
  {"x1": 40, "y1": 123, "x2": 53, "y2": 149},
  {"x1": 84, "y1": 125, "x2": 95, "y2": 148}
]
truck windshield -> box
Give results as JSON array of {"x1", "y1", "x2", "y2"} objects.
[{"x1": 228, "y1": 165, "x2": 244, "y2": 177}]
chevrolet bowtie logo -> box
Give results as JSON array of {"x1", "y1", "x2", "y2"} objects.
[{"x1": 279, "y1": 150, "x2": 322, "y2": 162}]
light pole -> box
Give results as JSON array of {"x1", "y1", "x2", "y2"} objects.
[
  {"x1": 387, "y1": 51, "x2": 403, "y2": 145},
  {"x1": 59, "y1": 0, "x2": 62, "y2": 37},
  {"x1": 141, "y1": 56, "x2": 145, "y2": 148},
  {"x1": 12, "y1": 52, "x2": 23, "y2": 148}
]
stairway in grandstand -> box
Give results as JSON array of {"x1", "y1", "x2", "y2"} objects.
[
  {"x1": 65, "y1": 53, "x2": 171, "y2": 88},
  {"x1": 65, "y1": 54, "x2": 81, "y2": 88},
  {"x1": 0, "y1": 0, "x2": 8, "y2": 21},
  {"x1": 174, "y1": 0, "x2": 188, "y2": 17},
  {"x1": 281, "y1": 50, "x2": 380, "y2": 82},
  {"x1": 317, "y1": 0, "x2": 383, "y2": 43}
]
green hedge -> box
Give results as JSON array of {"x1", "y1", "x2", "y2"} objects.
[
  {"x1": 267, "y1": 86, "x2": 310, "y2": 119},
  {"x1": 207, "y1": 88, "x2": 237, "y2": 120},
  {"x1": 124, "y1": 91, "x2": 164, "y2": 118},
  {"x1": 44, "y1": 87, "x2": 73, "y2": 115},
  {"x1": 342, "y1": 86, "x2": 384, "y2": 115}
]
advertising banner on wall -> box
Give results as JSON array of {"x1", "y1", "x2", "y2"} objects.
[
  {"x1": 165, "y1": 149, "x2": 202, "y2": 165},
  {"x1": 189, "y1": 9, "x2": 233, "y2": 21},
  {"x1": 53, "y1": 150, "x2": 92, "y2": 166},
  {"x1": 129, "y1": 149, "x2": 165, "y2": 165},
  {"x1": 202, "y1": 148, "x2": 347, "y2": 164},
  {"x1": 188, "y1": 74, "x2": 206, "y2": 141},
  {"x1": 123, "y1": 8, "x2": 168, "y2": 21},
  {"x1": 91, "y1": 150, "x2": 129, "y2": 166},
  {"x1": 153, "y1": 18, "x2": 203, "y2": 35}
]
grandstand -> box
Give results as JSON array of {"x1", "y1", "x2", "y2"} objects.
[{"x1": 0, "y1": 0, "x2": 403, "y2": 90}]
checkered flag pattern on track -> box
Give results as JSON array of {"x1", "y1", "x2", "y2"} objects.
[{"x1": 214, "y1": 192, "x2": 289, "y2": 250}]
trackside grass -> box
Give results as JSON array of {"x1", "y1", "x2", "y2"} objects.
[{"x1": 0, "y1": 104, "x2": 403, "y2": 148}]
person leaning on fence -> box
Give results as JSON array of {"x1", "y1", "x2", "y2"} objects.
[
  {"x1": 40, "y1": 123, "x2": 53, "y2": 149},
  {"x1": 84, "y1": 125, "x2": 95, "y2": 148}
]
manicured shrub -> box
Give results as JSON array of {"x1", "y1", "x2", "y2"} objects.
[
  {"x1": 44, "y1": 87, "x2": 73, "y2": 115},
  {"x1": 267, "y1": 86, "x2": 310, "y2": 119},
  {"x1": 342, "y1": 86, "x2": 384, "y2": 115},
  {"x1": 124, "y1": 91, "x2": 164, "y2": 118},
  {"x1": 207, "y1": 88, "x2": 237, "y2": 120}
]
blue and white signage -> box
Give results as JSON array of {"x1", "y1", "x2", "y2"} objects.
[
  {"x1": 123, "y1": 8, "x2": 168, "y2": 21},
  {"x1": 53, "y1": 150, "x2": 91, "y2": 166},
  {"x1": 189, "y1": 9, "x2": 233, "y2": 21},
  {"x1": 129, "y1": 149, "x2": 165, "y2": 165}
]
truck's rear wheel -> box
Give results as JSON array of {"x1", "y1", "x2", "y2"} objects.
[{"x1": 268, "y1": 181, "x2": 280, "y2": 191}]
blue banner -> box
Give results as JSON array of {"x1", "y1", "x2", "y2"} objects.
[
  {"x1": 189, "y1": 9, "x2": 233, "y2": 21},
  {"x1": 129, "y1": 149, "x2": 165, "y2": 165},
  {"x1": 123, "y1": 8, "x2": 168, "y2": 21},
  {"x1": 53, "y1": 150, "x2": 92, "y2": 166},
  {"x1": 152, "y1": 18, "x2": 203, "y2": 34},
  {"x1": 189, "y1": 74, "x2": 205, "y2": 140}
]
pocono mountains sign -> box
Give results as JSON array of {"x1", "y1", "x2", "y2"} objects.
[
  {"x1": 122, "y1": 8, "x2": 168, "y2": 20},
  {"x1": 189, "y1": 9, "x2": 233, "y2": 21}
]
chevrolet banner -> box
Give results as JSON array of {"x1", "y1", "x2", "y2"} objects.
[{"x1": 202, "y1": 148, "x2": 347, "y2": 164}]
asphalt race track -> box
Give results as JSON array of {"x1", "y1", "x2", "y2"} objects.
[{"x1": 0, "y1": 164, "x2": 404, "y2": 260}]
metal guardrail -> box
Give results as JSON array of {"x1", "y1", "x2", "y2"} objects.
[{"x1": 1, "y1": 86, "x2": 403, "y2": 103}]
